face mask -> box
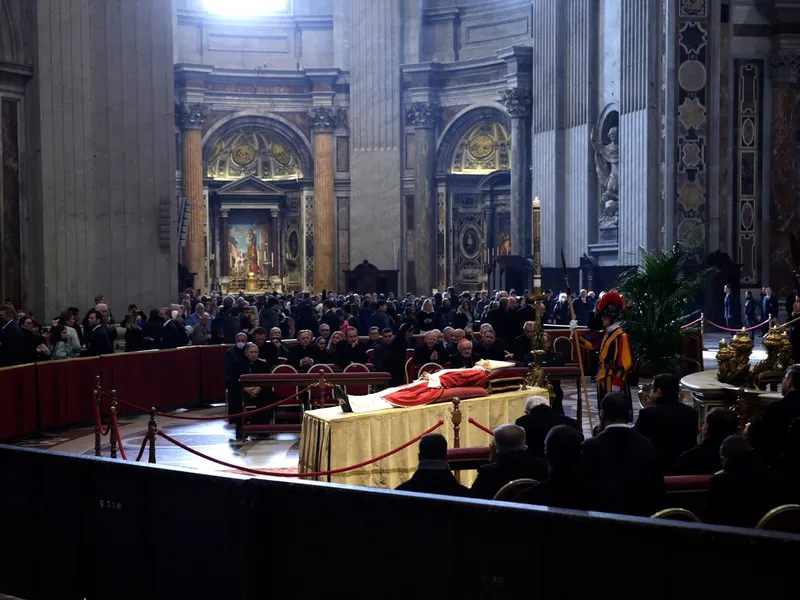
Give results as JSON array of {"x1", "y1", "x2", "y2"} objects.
[
  {"x1": 136, "y1": 319, "x2": 143, "y2": 326},
  {"x1": 236, "y1": 342, "x2": 246, "y2": 350}
]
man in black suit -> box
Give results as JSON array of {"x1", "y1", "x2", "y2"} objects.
[
  {"x1": 412, "y1": 331, "x2": 449, "y2": 367},
  {"x1": 723, "y1": 284, "x2": 735, "y2": 329},
  {"x1": 475, "y1": 328, "x2": 507, "y2": 361},
  {"x1": 234, "y1": 343, "x2": 277, "y2": 440},
  {"x1": 748, "y1": 364, "x2": 800, "y2": 465},
  {"x1": 85, "y1": 310, "x2": 114, "y2": 356},
  {"x1": 515, "y1": 395, "x2": 581, "y2": 460},
  {"x1": 674, "y1": 407, "x2": 740, "y2": 475},
  {"x1": 705, "y1": 435, "x2": 784, "y2": 528},
  {"x1": 288, "y1": 330, "x2": 319, "y2": 372},
  {"x1": 512, "y1": 321, "x2": 537, "y2": 363},
  {"x1": 0, "y1": 303, "x2": 24, "y2": 366},
  {"x1": 320, "y1": 299, "x2": 341, "y2": 333},
  {"x1": 634, "y1": 373, "x2": 699, "y2": 475},
  {"x1": 450, "y1": 339, "x2": 479, "y2": 369},
  {"x1": 395, "y1": 433, "x2": 469, "y2": 497},
  {"x1": 471, "y1": 424, "x2": 547, "y2": 500},
  {"x1": 582, "y1": 392, "x2": 664, "y2": 516},
  {"x1": 334, "y1": 326, "x2": 369, "y2": 367},
  {"x1": 518, "y1": 425, "x2": 612, "y2": 512},
  {"x1": 252, "y1": 327, "x2": 280, "y2": 368},
  {"x1": 161, "y1": 310, "x2": 188, "y2": 349},
  {"x1": 761, "y1": 286, "x2": 779, "y2": 333}
]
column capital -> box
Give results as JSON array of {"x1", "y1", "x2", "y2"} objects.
[
  {"x1": 769, "y1": 50, "x2": 800, "y2": 84},
  {"x1": 220, "y1": 208, "x2": 229, "y2": 218},
  {"x1": 308, "y1": 106, "x2": 347, "y2": 132},
  {"x1": 406, "y1": 101, "x2": 440, "y2": 129},
  {"x1": 501, "y1": 88, "x2": 532, "y2": 118},
  {"x1": 177, "y1": 102, "x2": 211, "y2": 130}
]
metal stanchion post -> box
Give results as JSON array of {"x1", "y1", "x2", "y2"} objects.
[
  {"x1": 148, "y1": 408, "x2": 158, "y2": 464},
  {"x1": 451, "y1": 398, "x2": 462, "y2": 483}
]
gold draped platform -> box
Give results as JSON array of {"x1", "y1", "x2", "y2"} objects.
[{"x1": 298, "y1": 387, "x2": 547, "y2": 489}]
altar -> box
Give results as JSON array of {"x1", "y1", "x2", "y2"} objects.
[{"x1": 298, "y1": 387, "x2": 546, "y2": 489}]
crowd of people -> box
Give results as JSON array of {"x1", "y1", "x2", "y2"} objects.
[
  {"x1": 2, "y1": 283, "x2": 798, "y2": 529},
  {"x1": 399, "y1": 368, "x2": 800, "y2": 528}
]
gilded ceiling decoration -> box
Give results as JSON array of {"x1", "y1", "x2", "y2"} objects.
[
  {"x1": 207, "y1": 128, "x2": 302, "y2": 181},
  {"x1": 451, "y1": 122, "x2": 510, "y2": 174}
]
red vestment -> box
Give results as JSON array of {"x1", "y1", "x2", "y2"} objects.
[{"x1": 381, "y1": 368, "x2": 488, "y2": 407}]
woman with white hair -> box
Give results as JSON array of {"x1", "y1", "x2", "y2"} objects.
[{"x1": 416, "y1": 298, "x2": 441, "y2": 334}]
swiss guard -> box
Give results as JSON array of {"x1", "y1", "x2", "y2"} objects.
[{"x1": 576, "y1": 290, "x2": 633, "y2": 419}]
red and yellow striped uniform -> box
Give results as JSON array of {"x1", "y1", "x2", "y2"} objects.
[{"x1": 579, "y1": 323, "x2": 633, "y2": 398}]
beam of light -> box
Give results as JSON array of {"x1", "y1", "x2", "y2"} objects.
[{"x1": 202, "y1": 0, "x2": 287, "y2": 17}]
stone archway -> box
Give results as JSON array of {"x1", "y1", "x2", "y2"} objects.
[{"x1": 435, "y1": 105, "x2": 513, "y2": 290}]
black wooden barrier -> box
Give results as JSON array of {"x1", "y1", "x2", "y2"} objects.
[{"x1": 1, "y1": 444, "x2": 798, "y2": 600}]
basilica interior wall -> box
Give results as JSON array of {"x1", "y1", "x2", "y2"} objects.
[{"x1": 20, "y1": 0, "x2": 177, "y2": 319}]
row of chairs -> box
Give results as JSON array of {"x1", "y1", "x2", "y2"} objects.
[{"x1": 493, "y1": 479, "x2": 800, "y2": 533}]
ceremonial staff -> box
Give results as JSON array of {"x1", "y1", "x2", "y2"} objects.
[{"x1": 561, "y1": 249, "x2": 594, "y2": 431}]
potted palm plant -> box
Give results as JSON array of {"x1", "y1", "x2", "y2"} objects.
[{"x1": 617, "y1": 242, "x2": 715, "y2": 378}]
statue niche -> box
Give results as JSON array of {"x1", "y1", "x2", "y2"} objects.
[{"x1": 591, "y1": 109, "x2": 619, "y2": 243}]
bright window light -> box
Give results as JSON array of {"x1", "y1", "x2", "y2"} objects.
[{"x1": 203, "y1": 0, "x2": 287, "y2": 17}]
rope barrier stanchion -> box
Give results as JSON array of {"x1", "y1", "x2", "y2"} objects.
[
  {"x1": 93, "y1": 387, "x2": 102, "y2": 457},
  {"x1": 156, "y1": 419, "x2": 445, "y2": 478},
  {"x1": 451, "y1": 399, "x2": 462, "y2": 484},
  {"x1": 705, "y1": 317, "x2": 771, "y2": 333},
  {"x1": 109, "y1": 391, "x2": 118, "y2": 460},
  {"x1": 148, "y1": 408, "x2": 158, "y2": 464},
  {"x1": 467, "y1": 417, "x2": 494, "y2": 436}
]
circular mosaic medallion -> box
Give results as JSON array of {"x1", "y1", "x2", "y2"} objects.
[
  {"x1": 468, "y1": 134, "x2": 495, "y2": 159},
  {"x1": 232, "y1": 144, "x2": 257, "y2": 166},
  {"x1": 271, "y1": 143, "x2": 292, "y2": 165},
  {"x1": 678, "y1": 60, "x2": 707, "y2": 93}
]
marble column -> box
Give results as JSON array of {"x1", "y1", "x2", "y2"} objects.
[
  {"x1": 178, "y1": 103, "x2": 210, "y2": 294},
  {"x1": 309, "y1": 106, "x2": 345, "y2": 292},
  {"x1": 769, "y1": 51, "x2": 800, "y2": 295},
  {"x1": 219, "y1": 209, "x2": 229, "y2": 277},
  {"x1": 407, "y1": 101, "x2": 439, "y2": 293},
  {"x1": 501, "y1": 88, "x2": 532, "y2": 256}
]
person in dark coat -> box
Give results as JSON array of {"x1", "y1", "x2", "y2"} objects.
[
  {"x1": 573, "y1": 290, "x2": 592, "y2": 327},
  {"x1": 395, "y1": 433, "x2": 469, "y2": 497},
  {"x1": 634, "y1": 373, "x2": 699, "y2": 475},
  {"x1": 224, "y1": 332, "x2": 248, "y2": 404},
  {"x1": 449, "y1": 339, "x2": 479, "y2": 369},
  {"x1": 512, "y1": 321, "x2": 537, "y2": 363},
  {"x1": 334, "y1": 327, "x2": 369, "y2": 367},
  {"x1": 723, "y1": 284, "x2": 735, "y2": 329},
  {"x1": 320, "y1": 300, "x2": 341, "y2": 334},
  {"x1": 552, "y1": 293, "x2": 571, "y2": 326},
  {"x1": 518, "y1": 425, "x2": 612, "y2": 512},
  {"x1": 19, "y1": 316, "x2": 43, "y2": 363},
  {"x1": 412, "y1": 331, "x2": 449, "y2": 367},
  {"x1": 252, "y1": 328, "x2": 280, "y2": 368},
  {"x1": 743, "y1": 291, "x2": 758, "y2": 340},
  {"x1": 474, "y1": 329, "x2": 507, "y2": 361},
  {"x1": 761, "y1": 287, "x2": 779, "y2": 333},
  {"x1": 288, "y1": 329, "x2": 321, "y2": 372},
  {"x1": 748, "y1": 364, "x2": 800, "y2": 465},
  {"x1": 161, "y1": 311, "x2": 188, "y2": 349},
  {"x1": 582, "y1": 392, "x2": 665, "y2": 516},
  {"x1": 141, "y1": 309, "x2": 164, "y2": 349},
  {"x1": 415, "y1": 299, "x2": 440, "y2": 333},
  {"x1": 85, "y1": 310, "x2": 114, "y2": 356},
  {"x1": 515, "y1": 395, "x2": 581, "y2": 460},
  {"x1": 471, "y1": 424, "x2": 548, "y2": 500},
  {"x1": 258, "y1": 296, "x2": 282, "y2": 331},
  {"x1": 674, "y1": 407, "x2": 740, "y2": 475},
  {"x1": 705, "y1": 435, "x2": 785, "y2": 528}
]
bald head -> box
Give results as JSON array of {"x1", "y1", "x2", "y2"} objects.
[{"x1": 494, "y1": 424, "x2": 527, "y2": 454}]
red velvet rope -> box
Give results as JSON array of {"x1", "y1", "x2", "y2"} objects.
[
  {"x1": 91, "y1": 396, "x2": 111, "y2": 436},
  {"x1": 106, "y1": 385, "x2": 314, "y2": 421},
  {"x1": 135, "y1": 435, "x2": 149, "y2": 462},
  {"x1": 467, "y1": 417, "x2": 494, "y2": 436},
  {"x1": 705, "y1": 318, "x2": 770, "y2": 333},
  {"x1": 110, "y1": 411, "x2": 128, "y2": 461},
  {"x1": 679, "y1": 317, "x2": 703, "y2": 330},
  {"x1": 156, "y1": 419, "x2": 445, "y2": 478}
]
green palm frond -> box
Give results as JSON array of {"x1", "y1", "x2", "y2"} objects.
[{"x1": 616, "y1": 243, "x2": 715, "y2": 376}]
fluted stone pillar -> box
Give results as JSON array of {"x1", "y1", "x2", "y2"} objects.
[
  {"x1": 178, "y1": 103, "x2": 210, "y2": 294},
  {"x1": 769, "y1": 50, "x2": 800, "y2": 295},
  {"x1": 219, "y1": 209, "x2": 229, "y2": 277},
  {"x1": 501, "y1": 88, "x2": 532, "y2": 256},
  {"x1": 309, "y1": 106, "x2": 345, "y2": 292},
  {"x1": 407, "y1": 102, "x2": 439, "y2": 293}
]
